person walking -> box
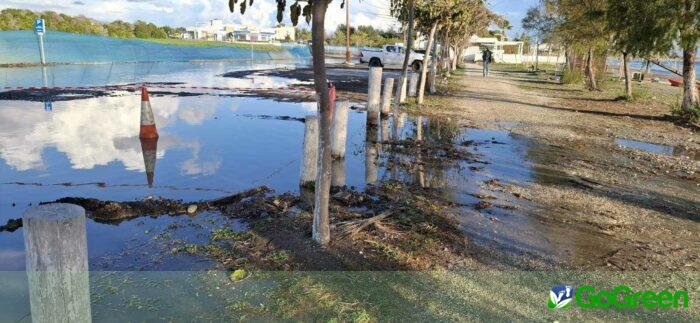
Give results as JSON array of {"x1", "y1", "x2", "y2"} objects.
[{"x1": 482, "y1": 48, "x2": 492, "y2": 77}]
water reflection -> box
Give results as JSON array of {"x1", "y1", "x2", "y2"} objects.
[
  {"x1": 365, "y1": 125, "x2": 380, "y2": 185},
  {"x1": 140, "y1": 138, "x2": 158, "y2": 187}
]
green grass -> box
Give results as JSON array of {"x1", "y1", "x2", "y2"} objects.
[{"x1": 142, "y1": 38, "x2": 284, "y2": 51}]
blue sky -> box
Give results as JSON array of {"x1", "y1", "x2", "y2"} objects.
[{"x1": 1, "y1": 0, "x2": 536, "y2": 37}]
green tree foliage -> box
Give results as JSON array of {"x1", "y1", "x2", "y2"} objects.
[
  {"x1": 0, "y1": 8, "x2": 173, "y2": 39},
  {"x1": 327, "y1": 24, "x2": 401, "y2": 47}
]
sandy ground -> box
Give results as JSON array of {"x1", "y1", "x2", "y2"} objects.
[{"x1": 417, "y1": 63, "x2": 699, "y2": 271}]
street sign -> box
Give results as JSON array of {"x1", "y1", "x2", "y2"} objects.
[{"x1": 35, "y1": 19, "x2": 45, "y2": 35}]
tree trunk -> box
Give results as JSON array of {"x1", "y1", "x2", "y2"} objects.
[
  {"x1": 443, "y1": 31, "x2": 450, "y2": 76},
  {"x1": 618, "y1": 54, "x2": 625, "y2": 79},
  {"x1": 535, "y1": 41, "x2": 540, "y2": 71},
  {"x1": 418, "y1": 21, "x2": 438, "y2": 104},
  {"x1": 394, "y1": 0, "x2": 415, "y2": 108},
  {"x1": 681, "y1": 46, "x2": 698, "y2": 113},
  {"x1": 623, "y1": 52, "x2": 632, "y2": 98},
  {"x1": 644, "y1": 59, "x2": 652, "y2": 77},
  {"x1": 586, "y1": 48, "x2": 598, "y2": 91},
  {"x1": 451, "y1": 45, "x2": 459, "y2": 70},
  {"x1": 311, "y1": 0, "x2": 331, "y2": 246},
  {"x1": 429, "y1": 35, "x2": 438, "y2": 94}
]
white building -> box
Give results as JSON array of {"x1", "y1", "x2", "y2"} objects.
[
  {"x1": 463, "y1": 35, "x2": 525, "y2": 63},
  {"x1": 182, "y1": 20, "x2": 295, "y2": 43}
]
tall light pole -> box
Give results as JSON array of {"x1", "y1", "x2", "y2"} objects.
[{"x1": 345, "y1": 0, "x2": 350, "y2": 64}]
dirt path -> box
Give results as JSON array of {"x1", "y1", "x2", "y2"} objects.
[{"x1": 425, "y1": 63, "x2": 700, "y2": 271}]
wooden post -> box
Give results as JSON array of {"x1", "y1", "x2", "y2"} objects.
[
  {"x1": 399, "y1": 75, "x2": 408, "y2": 102},
  {"x1": 380, "y1": 118, "x2": 390, "y2": 143},
  {"x1": 380, "y1": 78, "x2": 395, "y2": 116},
  {"x1": 416, "y1": 116, "x2": 423, "y2": 141},
  {"x1": 331, "y1": 101, "x2": 349, "y2": 158},
  {"x1": 300, "y1": 115, "x2": 318, "y2": 185},
  {"x1": 367, "y1": 66, "x2": 382, "y2": 125},
  {"x1": 408, "y1": 72, "x2": 419, "y2": 97},
  {"x1": 23, "y1": 203, "x2": 91, "y2": 323},
  {"x1": 331, "y1": 158, "x2": 345, "y2": 187}
]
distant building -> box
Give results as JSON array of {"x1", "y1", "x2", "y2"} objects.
[{"x1": 182, "y1": 20, "x2": 296, "y2": 42}]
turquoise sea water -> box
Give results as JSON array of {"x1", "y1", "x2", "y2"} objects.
[{"x1": 0, "y1": 30, "x2": 310, "y2": 65}]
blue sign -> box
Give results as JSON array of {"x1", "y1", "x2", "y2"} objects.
[
  {"x1": 35, "y1": 19, "x2": 45, "y2": 34},
  {"x1": 44, "y1": 102, "x2": 52, "y2": 110}
]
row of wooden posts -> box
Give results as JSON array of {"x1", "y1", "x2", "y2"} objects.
[{"x1": 300, "y1": 67, "x2": 420, "y2": 186}]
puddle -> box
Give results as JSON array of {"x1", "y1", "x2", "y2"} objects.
[
  {"x1": 0, "y1": 61, "x2": 620, "y2": 273},
  {"x1": 616, "y1": 138, "x2": 675, "y2": 155}
]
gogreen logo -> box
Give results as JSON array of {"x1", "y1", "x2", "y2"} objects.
[
  {"x1": 549, "y1": 285, "x2": 574, "y2": 309},
  {"x1": 548, "y1": 285, "x2": 689, "y2": 310}
]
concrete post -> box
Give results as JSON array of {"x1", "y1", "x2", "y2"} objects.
[
  {"x1": 300, "y1": 115, "x2": 318, "y2": 185},
  {"x1": 331, "y1": 101, "x2": 349, "y2": 159},
  {"x1": 331, "y1": 158, "x2": 346, "y2": 187},
  {"x1": 367, "y1": 67, "x2": 382, "y2": 125},
  {"x1": 408, "y1": 72, "x2": 419, "y2": 97},
  {"x1": 380, "y1": 78, "x2": 394, "y2": 116},
  {"x1": 23, "y1": 203, "x2": 91, "y2": 323}
]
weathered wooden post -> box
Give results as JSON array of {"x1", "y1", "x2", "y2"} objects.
[
  {"x1": 365, "y1": 126, "x2": 379, "y2": 184},
  {"x1": 300, "y1": 115, "x2": 319, "y2": 186},
  {"x1": 331, "y1": 158, "x2": 346, "y2": 187},
  {"x1": 416, "y1": 116, "x2": 424, "y2": 141},
  {"x1": 408, "y1": 72, "x2": 419, "y2": 97},
  {"x1": 367, "y1": 66, "x2": 382, "y2": 125},
  {"x1": 398, "y1": 75, "x2": 408, "y2": 103},
  {"x1": 380, "y1": 118, "x2": 390, "y2": 143},
  {"x1": 380, "y1": 78, "x2": 394, "y2": 116},
  {"x1": 331, "y1": 101, "x2": 349, "y2": 159},
  {"x1": 23, "y1": 203, "x2": 91, "y2": 323}
]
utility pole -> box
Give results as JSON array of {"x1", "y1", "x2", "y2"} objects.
[{"x1": 345, "y1": 0, "x2": 351, "y2": 64}]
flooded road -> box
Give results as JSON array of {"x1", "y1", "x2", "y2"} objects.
[{"x1": 1, "y1": 60, "x2": 698, "y2": 322}]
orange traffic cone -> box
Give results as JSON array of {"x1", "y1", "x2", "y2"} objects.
[
  {"x1": 139, "y1": 87, "x2": 159, "y2": 139},
  {"x1": 139, "y1": 137, "x2": 158, "y2": 188}
]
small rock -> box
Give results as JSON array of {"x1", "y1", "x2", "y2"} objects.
[{"x1": 187, "y1": 205, "x2": 198, "y2": 214}]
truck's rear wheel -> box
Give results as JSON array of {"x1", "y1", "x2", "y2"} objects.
[
  {"x1": 369, "y1": 58, "x2": 382, "y2": 67},
  {"x1": 411, "y1": 60, "x2": 423, "y2": 72}
]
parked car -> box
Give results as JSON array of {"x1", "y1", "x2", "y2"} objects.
[{"x1": 360, "y1": 45, "x2": 425, "y2": 72}]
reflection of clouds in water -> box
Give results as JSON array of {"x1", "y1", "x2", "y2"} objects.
[
  {"x1": 0, "y1": 95, "x2": 182, "y2": 171},
  {"x1": 178, "y1": 102, "x2": 217, "y2": 125},
  {"x1": 179, "y1": 140, "x2": 221, "y2": 176}
]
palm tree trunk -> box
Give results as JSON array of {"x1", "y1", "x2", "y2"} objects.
[
  {"x1": 311, "y1": 0, "x2": 331, "y2": 246},
  {"x1": 394, "y1": 0, "x2": 415, "y2": 108},
  {"x1": 623, "y1": 52, "x2": 632, "y2": 99},
  {"x1": 418, "y1": 21, "x2": 438, "y2": 104},
  {"x1": 681, "y1": 46, "x2": 698, "y2": 113}
]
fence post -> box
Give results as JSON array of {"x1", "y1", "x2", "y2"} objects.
[
  {"x1": 23, "y1": 203, "x2": 91, "y2": 323},
  {"x1": 331, "y1": 101, "x2": 349, "y2": 159},
  {"x1": 367, "y1": 67, "x2": 382, "y2": 125},
  {"x1": 300, "y1": 115, "x2": 319, "y2": 185},
  {"x1": 380, "y1": 78, "x2": 395, "y2": 116},
  {"x1": 408, "y1": 72, "x2": 419, "y2": 97}
]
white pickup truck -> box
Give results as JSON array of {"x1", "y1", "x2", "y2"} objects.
[{"x1": 360, "y1": 45, "x2": 425, "y2": 72}]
